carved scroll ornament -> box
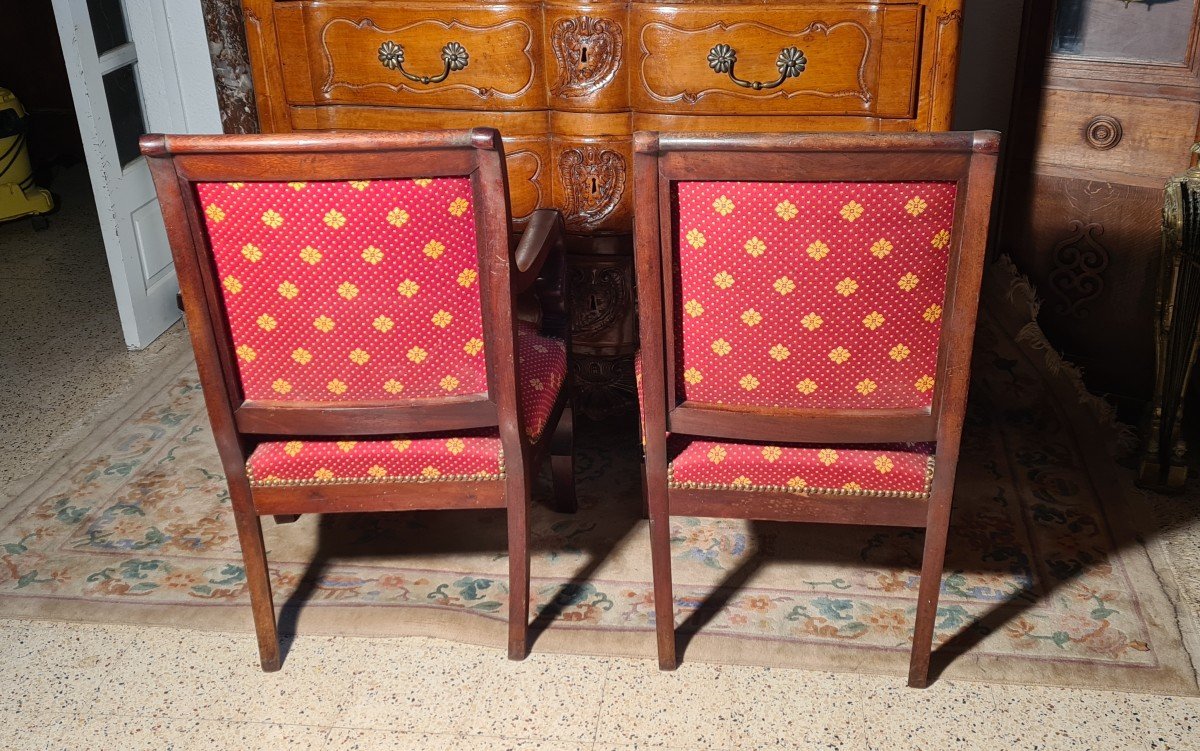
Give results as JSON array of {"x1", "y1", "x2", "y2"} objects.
[
  {"x1": 551, "y1": 16, "x2": 623, "y2": 98},
  {"x1": 558, "y1": 146, "x2": 627, "y2": 231}
]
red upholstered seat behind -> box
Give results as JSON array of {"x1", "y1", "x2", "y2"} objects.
[
  {"x1": 673, "y1": 180, "x2": 957, "y2": 410},
  {"x1": 196, "y1": 177, "x2": 488, "y2": 402}
]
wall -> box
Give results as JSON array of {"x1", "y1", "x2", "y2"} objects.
[
  {"x1": 0, "y1": 5, "x2": 84, "y2": 169},
  {"x1": 953, "y1": 0, "x2": 1027, "y2": 133}
]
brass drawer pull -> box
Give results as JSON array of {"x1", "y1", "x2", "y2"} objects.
[
  {"x1": 706, "y1": 43, "x2": 807, "y2": 90},
  {"x1": 377, "y1": 40, "x2": 469, "y2": 85}
]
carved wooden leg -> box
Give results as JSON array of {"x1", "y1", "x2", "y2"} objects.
[
  {"x1": 230, "y1": 486, "x2": 280, "y2": 672},
  {"x1": 550, "y1": 403, "x2": 577, "y2": 514},
  {"x1": 646, "y1": 460, "x2": 676, "y2": 670},
  {"x1": 506, "y1": 467, "x2": 532, "y2": 661},
  {"x1": 273, "y1": 514, "x2": 300, "y2": 524}
]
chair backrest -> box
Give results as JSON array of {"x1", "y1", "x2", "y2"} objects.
[
  {"x1": 143, "y1": 129, "x2": 524, "y2": 444},
  {"x1": 634, "y1": 131, "x2": 999, "y2": 447}
]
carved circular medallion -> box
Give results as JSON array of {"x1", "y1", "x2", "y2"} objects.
[{"x1": 1084, "y1": 116, "x2": 1123, "y2": 151}]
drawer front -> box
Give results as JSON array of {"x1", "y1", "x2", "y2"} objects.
[
  {"x1": 275, "y1": 3, "x2": 546, "y2": 111},
  {"x1": 1033, "y1": 89, "x2": 1200, "y2": 187},
  {"x1": 631, "y1": 4, "x2": 921, "y2": 117}
]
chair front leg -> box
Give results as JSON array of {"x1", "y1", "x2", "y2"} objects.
[
  {"x1": 506, "y1": 465, "x2": 533, "y2": 660},
  {"x1": 230, "y1": 485, "x2": 281, "y2": 671},
  {"x1": 908, "y1": 497, "x2": 953, "y2": 688},
  {"x1": 646, "y1": 457, "x2": 677, "y2": 670}
]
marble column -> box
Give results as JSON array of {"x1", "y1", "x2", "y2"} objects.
[{"x1": 199, "y1": 0, "x2": 258, "y2": 133}]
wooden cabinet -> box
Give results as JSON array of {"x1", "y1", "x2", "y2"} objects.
[
  {"x1": 240, "y1": 0, "x2": 963, "y2": 414},
  {"x1": 999, "y1": 0, "x2": 1200, "y2": 405}
]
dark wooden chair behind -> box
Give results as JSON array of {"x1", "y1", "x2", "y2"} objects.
[
  {"x1": 633, "y1": 130, "x2": 999, "y2": 687},
  {"x1": 142, "y1": 128, "x2": 575, "y2": 670}
]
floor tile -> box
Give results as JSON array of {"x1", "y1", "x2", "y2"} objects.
[
  {"x1": 80, "y1": 716, "x2": 333, "y2": 751},
  {"x1": 724, "y1": 665, "x2": 869, "y2": 750},
  {"x1": 1137, "y1": 694, "x2": 1200, "y2": 751},
  {"x1": 326, "y1": 729, "x2": 456, "y2": 751},
  {"x1": 459, "y1": 648, "x2": 610, "y2": 742},
  {"x1": 99, "y1": 628, "x2": 364, "y2": 726},
  {"x1": 0, "y1": 709, "x2": 90, "y2": 751},
  {"x1": 0, "y1": 620, "x2": 130, "y2": 715},
  {"x1": 594, "y1": 658, "x2": 736, "y2": 749},
  {"x1": 860, "y1": 677, "x2": 1001, "y2": 751},
  {"x1": 991, "y1": 685, "x2": 1200, "y2": 751},
  {"x1": 329, "y1": 729, "x2": 592, "y2": 750},
  {"x1": 337, "y1": 637, "x2": 490, "y2": 734}
]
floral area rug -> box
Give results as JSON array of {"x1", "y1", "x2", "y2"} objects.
[{"x1": 2, "y1": 267, "x2": 1197, "y2": 694}]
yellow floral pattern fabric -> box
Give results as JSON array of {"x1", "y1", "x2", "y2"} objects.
[
  {"x1": 196, "y1": 178, "x2": 488, "y2": 401},
  {"x1": 666, "y1": 436, "x2": 935, "y2": 497},
  {"x1": 674, "y1": 180, "x2": 958, "y2": 409}
]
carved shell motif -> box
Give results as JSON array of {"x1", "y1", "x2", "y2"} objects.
[
  {"x1": 559, "y1": 146, "x2": 627, "y2": 231},
  {"x1": 551, "y1": 16, "x2": 623, "y2": 98}
]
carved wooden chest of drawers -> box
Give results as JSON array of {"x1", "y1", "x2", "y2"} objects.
[{"x1": 240, "y1": 0, "x2": 963, "y2": 413}]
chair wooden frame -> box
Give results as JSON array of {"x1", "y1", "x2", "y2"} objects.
[
  {"x1": 142, "y1": 128, "x2": 575, "y2": 671},
  {"x1": 633, "y1": 130, "x2": 1000, "y2": 687}
]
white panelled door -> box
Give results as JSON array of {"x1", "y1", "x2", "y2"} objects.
[{"x1": 51, "y1": 0, "x2": 222, "y2": 349}]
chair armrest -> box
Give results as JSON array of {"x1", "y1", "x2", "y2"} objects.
[
  {"x1": 512, "y1": 208, "x2": 565, "y2": 293},
  {"x1": 511, "y1": 208, "x2": 569, "y2": 339}
]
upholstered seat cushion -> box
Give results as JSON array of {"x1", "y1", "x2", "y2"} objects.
[
  {"x1": 667, "y1": 436, "x2": 935, "y2": 498},
  {"x1": 246, "y1": 324, "x2": 565, "y2": 487}
]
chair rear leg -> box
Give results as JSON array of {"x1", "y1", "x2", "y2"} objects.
[
  {"x1": 273, "y1": 514, "x2": 300, "y2": 524},
  {"x1": 908, "y1": 521, "x2": 951, "y2": 688},
  {"x1": 230, "y1": 494, "x2": 281, "y2": 671},
  {"x1": 646, "y1": 468, "x2": 676, "y2": 670},
  {"x1": 507, "y1": 470, "x2": 533, "y2": 660},
  {"x1": 639, "y1": 458, "x2": 650, "y2": 520},
  {"x1": 550, "y1": 403, "x2": 577, "y2": 513}
]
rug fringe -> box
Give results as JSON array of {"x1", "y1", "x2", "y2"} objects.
[{"x1": 992, "y1": 255, "x2": 1140, "y2": 454}]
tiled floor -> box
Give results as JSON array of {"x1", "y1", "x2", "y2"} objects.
[
  {"x1": 2, "y1": 169, "x2": 1199, "y2": 750},
  {"x1": 0, "y1": 167, "x2": 188, "y2": 498}
]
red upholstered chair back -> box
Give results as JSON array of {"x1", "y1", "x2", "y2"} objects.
[
  {"x1": 195, "y1": 177, "x2": 487, "y2": 403},
  {"x1": 145, "y1": 129, "x2": 524, "y2": 443},
  {"x1": 672, "y1": 180, "x2": 957, "y2": 411},
  {"x1": 635, "y1": 132, "x2": 999, "y2": 448}
]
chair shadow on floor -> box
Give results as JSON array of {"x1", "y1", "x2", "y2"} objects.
[
  {"x1": 272, "y1": 414, "x2": 646, "y2": 665},
  {"x1": 670, "y1": 519, "x2": 1052, "y2": 681},
  {"x1": 267, "y1": 403, "x2": 1195, "y2": 680},
  {"x1": 672, "y1": 470, "x2": 1196, "y2": 682}
]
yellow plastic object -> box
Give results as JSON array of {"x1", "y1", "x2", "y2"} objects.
[{"x1": 0, "y1": 87, "x2": 54, "y2": 224}]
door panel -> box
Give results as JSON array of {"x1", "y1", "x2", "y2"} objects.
[{"x1": 52, "y1": 0, "x2": 221, "y2": 348}]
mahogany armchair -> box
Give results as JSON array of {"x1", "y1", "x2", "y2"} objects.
[
  {"x1": 633, "y1": 131, "x2": 999, "y2": 687},
  {"x1": 142, "y1": 128, "x2": 575, "y2": 670}
]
